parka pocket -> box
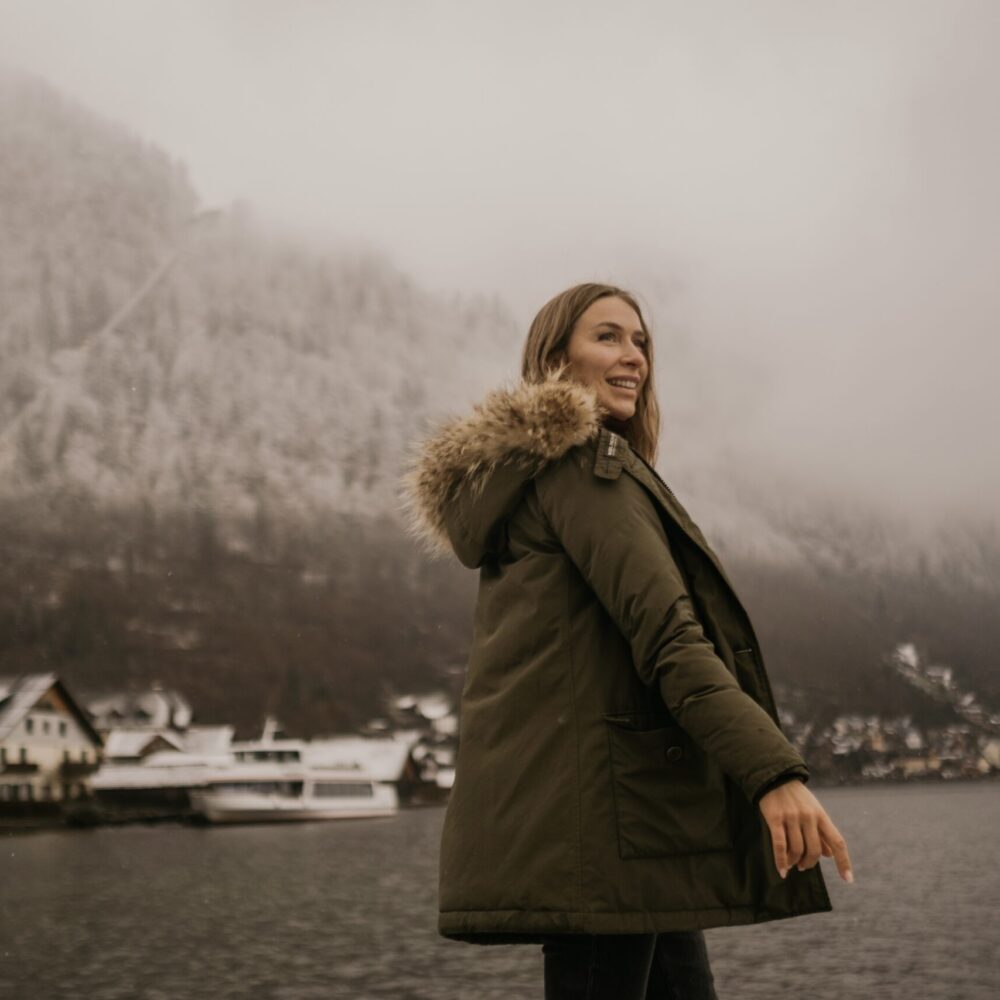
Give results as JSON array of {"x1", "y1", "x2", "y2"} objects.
[{"x1": 605, "y1": 712, "x2": 732, "y2": 859}]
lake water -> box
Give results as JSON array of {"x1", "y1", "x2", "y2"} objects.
[{"x1": 2, "y1": 782, "x2": 998, "y2": 999}]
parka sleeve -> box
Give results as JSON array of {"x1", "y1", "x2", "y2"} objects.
[{"x1": 533, "y1": 448, "x2": 809, "y2": 807}]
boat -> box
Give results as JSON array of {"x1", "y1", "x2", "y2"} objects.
[
  {"x1": 188, "y1": 741, "x2": 398, "y2": 824},
  {"x1": 93, "y1": 717, "x2": 401, "y2": 824}
]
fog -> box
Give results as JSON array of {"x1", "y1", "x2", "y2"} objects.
[{"x1": 2, "y1": 0, "x2": 998, "y2": 530}]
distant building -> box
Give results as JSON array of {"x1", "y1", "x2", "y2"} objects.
[
  {"x1": 86, "y1": 684, "x2": 192, "y2": 733},
  {"x1": 982, "y1": 738, "x2": 1000, "y2": 770},
  {"x1": 101, "y1": 725, "x2": 233, "y2": 764},
  {"x1": 925, "y1": 665, "x2": 954, "y2": 688},
  {"x1": 88, "y1": 691, "x2": 232, "y2": 811},
  {"x1": 0, "y1": 673, "x2": 103, "y2": 803},
  {"x1": 102, "y1": 729, "x2": 185, "y2": 763}
]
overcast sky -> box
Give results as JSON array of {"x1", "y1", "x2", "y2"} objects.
[{"x1": 2, "y1": 0, "x2": 998, "y2": 532}]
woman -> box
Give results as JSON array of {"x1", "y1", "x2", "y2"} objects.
[{"x1": 401, "y1": 283, "x2": 854, "y2": 998}]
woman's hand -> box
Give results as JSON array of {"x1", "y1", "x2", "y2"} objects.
[{"x1": 758, "y1": 779, "x2": 854, "y2": 884}]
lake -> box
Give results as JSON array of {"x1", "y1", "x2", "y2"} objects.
[{"x1": 2, "y1": 782, "x2": 998, "y2": 999}]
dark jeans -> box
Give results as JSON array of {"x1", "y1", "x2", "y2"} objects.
[{"x1": 541, "y1": 930, "x2": 718, "y2": 1000}]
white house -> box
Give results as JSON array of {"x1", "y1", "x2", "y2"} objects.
[{"x1": 0, "y1": 673, "x2": 104, "y2": 803}]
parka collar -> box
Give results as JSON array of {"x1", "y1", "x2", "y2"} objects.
[
  {"x1": 399, "y1": 372, "x2": 752, "y2": 623},
  {"x1": 399, "y1": 372, "x2": 605, "y2": 563}
]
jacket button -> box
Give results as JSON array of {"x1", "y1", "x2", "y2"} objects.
[{"x1": 665, "y1": 745, "x2": 683, "y2": 762}]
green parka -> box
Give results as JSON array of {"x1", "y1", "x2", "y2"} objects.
[{"x1": 401, "y1": 374, "x2": 832, "y2": 943}]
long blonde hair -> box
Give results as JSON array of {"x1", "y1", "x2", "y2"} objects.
[{"x1": 520, "y1": 282, "x2": 661, "y2": 465}]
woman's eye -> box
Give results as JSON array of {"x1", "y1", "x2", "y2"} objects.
[{"x1": 598, "y1": 332, "x2": 616, "y2": 341}]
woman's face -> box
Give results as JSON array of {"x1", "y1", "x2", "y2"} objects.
[{"x1": 560, "y1": 296, "x2": 649, "y2": 423}]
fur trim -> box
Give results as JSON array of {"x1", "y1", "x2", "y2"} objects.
[{"x1": 398, "y1": 371, "x2": 604, "y2": 558}]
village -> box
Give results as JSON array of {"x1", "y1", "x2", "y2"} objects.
[
  {"x1": 2, "y1": 644, "x2": 999, "y2": 830},
  {"x1": 0, "y1": 672, "x2": 459, "y2": 829},
  {"x1": 799, "y1": 642, "x2": 1000, "y2": 782}
]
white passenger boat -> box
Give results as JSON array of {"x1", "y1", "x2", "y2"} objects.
[
  {"x1": 187, "y1": 737, "x2": 398, "y2": 824},
  {"x1": 93, "y1": 718, "x2": 403, "y2": 824}
]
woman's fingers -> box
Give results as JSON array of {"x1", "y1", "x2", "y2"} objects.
[
  {"x1": 784, "y1": 817, "x2": 804, "y2": 874},
  {"x1": 769, "y1": 817, "x2": 789, "y2": 877},
  {"x1": 818, "y1": 815, "x2": 854, "y2": 883},
  {"x1": 759, "y1": 781, "x2": 855, "y2": 883},
  {"x1": 792, "y1": 813, "x2": 820, "y2": 871}
]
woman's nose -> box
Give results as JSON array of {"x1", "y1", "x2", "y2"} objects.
[{"x1": 620, "y1": 342, "x2": 645, "y2": 368}]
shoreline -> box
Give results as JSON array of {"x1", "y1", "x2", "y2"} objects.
[{"x1": 3, "y1": 771, "x2": 997, "y2": 834}]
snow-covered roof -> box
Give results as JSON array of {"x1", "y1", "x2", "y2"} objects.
[
  {"x1": 415, "y1": 693, "x2": 452, "y2": 720},
  {"x1": 0, "y1": 673, "x2": 56, "y2": 742},
  {"x1": 431, "y1": 714, "x2": 458, "y2": 736},
  {"x1": 0, "y1": 673, "x2": 102, "y2": 745},
  {"x1": 104, "y1": 729, "x2": 184, "y2": 757}
]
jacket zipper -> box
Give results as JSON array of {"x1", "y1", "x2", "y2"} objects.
[
  {"x1": 633, "y1": 452, "x2": 678, "y2": 504},
  {"x1": 632, "y1": 450, "x2": 783, "y2": 725}
]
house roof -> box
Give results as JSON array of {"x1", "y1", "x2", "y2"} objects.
[
  {"x1": 103, "y1": 729, "x2": 185, "y2": 757},
  {"x1": 0, "y1": 673, "x2": 103, "y2": 746}
]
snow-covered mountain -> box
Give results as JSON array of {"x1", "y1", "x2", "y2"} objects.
[{"x1": 0, "y1": 72, "x2": 520, "y2": 535}]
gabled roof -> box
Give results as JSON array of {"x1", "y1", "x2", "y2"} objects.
[
  {"x1": 98, "y1": 725, "x2": 234, "y2": 759},
  {"x1": 0, "y1": 673, "x2": 103, "y2": 746},
  {"x1": 103, "y1": 729, "x2": 185, "y2": 758}
]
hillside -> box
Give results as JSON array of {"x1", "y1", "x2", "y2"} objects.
[
  {"x1": 0, "y1": 73, "x2": 519, "y2": 527},
  {"x1": 1, "y1": 71, "x2": 996, "y2": 735}
]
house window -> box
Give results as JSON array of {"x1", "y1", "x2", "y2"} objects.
[
  {"x1": 0, "y1": 748, "x2": 6, "y2": 764},
  {"x1": 80, "y1": 751, "x2": 88, "y2": 764},
  {"x1": 61, "y1": 782, "x2": 73, "y2": 800},
  {"x1": 63, "y1": 749, "x2": 70, "y2": 762},
  {"x1": 59, "y1": 721, "x2": 67, "y2": 737},
  {"x1": 43, "y1": 720, "x2": 50, "y2": 735},
  {"x1": 25, "y1": 718, "x2": 34, "y2": 734},
  {"x1": 19, "y1": 748, "x2": 27, "y2": 764},
  {"x1": 24, "y1": 784, "x2": 34, "y2": 801}
]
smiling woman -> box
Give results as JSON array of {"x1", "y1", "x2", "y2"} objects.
[{"x1": 401, "y1": 281, "x2": 852, "y2": 1000}]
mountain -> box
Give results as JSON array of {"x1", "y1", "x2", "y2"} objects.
[
  {"x1": 0, "y1": 72, "x2": 520, "y2": 531},
  {"x1": 1, "y1": 71, "x2": 996, "y2": 736},
  {"x1": 0, "y1": 72, "x2": 519, "y2": 732}
]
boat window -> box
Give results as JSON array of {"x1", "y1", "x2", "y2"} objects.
[
  {"x1": 212, "y1": 781, "x2": 303, "y2": 795},
  {"x1": 243, "y1": 750, "x2": 301, "y2": 762},
  {"x1": 312, "y1": 782, "x2": 375, "y2": 798}
]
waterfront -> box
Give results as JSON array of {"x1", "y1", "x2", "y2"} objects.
[{"x1": 2, "y1": 782, "x2": 998, "y2": 1000}]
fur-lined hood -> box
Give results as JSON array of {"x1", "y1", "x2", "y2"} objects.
[{"x1": 399, "y1": 373, "x2": 605, "y2": 566}]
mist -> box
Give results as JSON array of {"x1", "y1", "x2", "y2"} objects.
[{"x1": 2, "y1": 0, "x2": 998, "y2": 532}]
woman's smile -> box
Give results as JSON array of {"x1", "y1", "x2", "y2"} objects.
[{"x1": 607, "y1": 377, "x2": 640, "y2": 392}]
